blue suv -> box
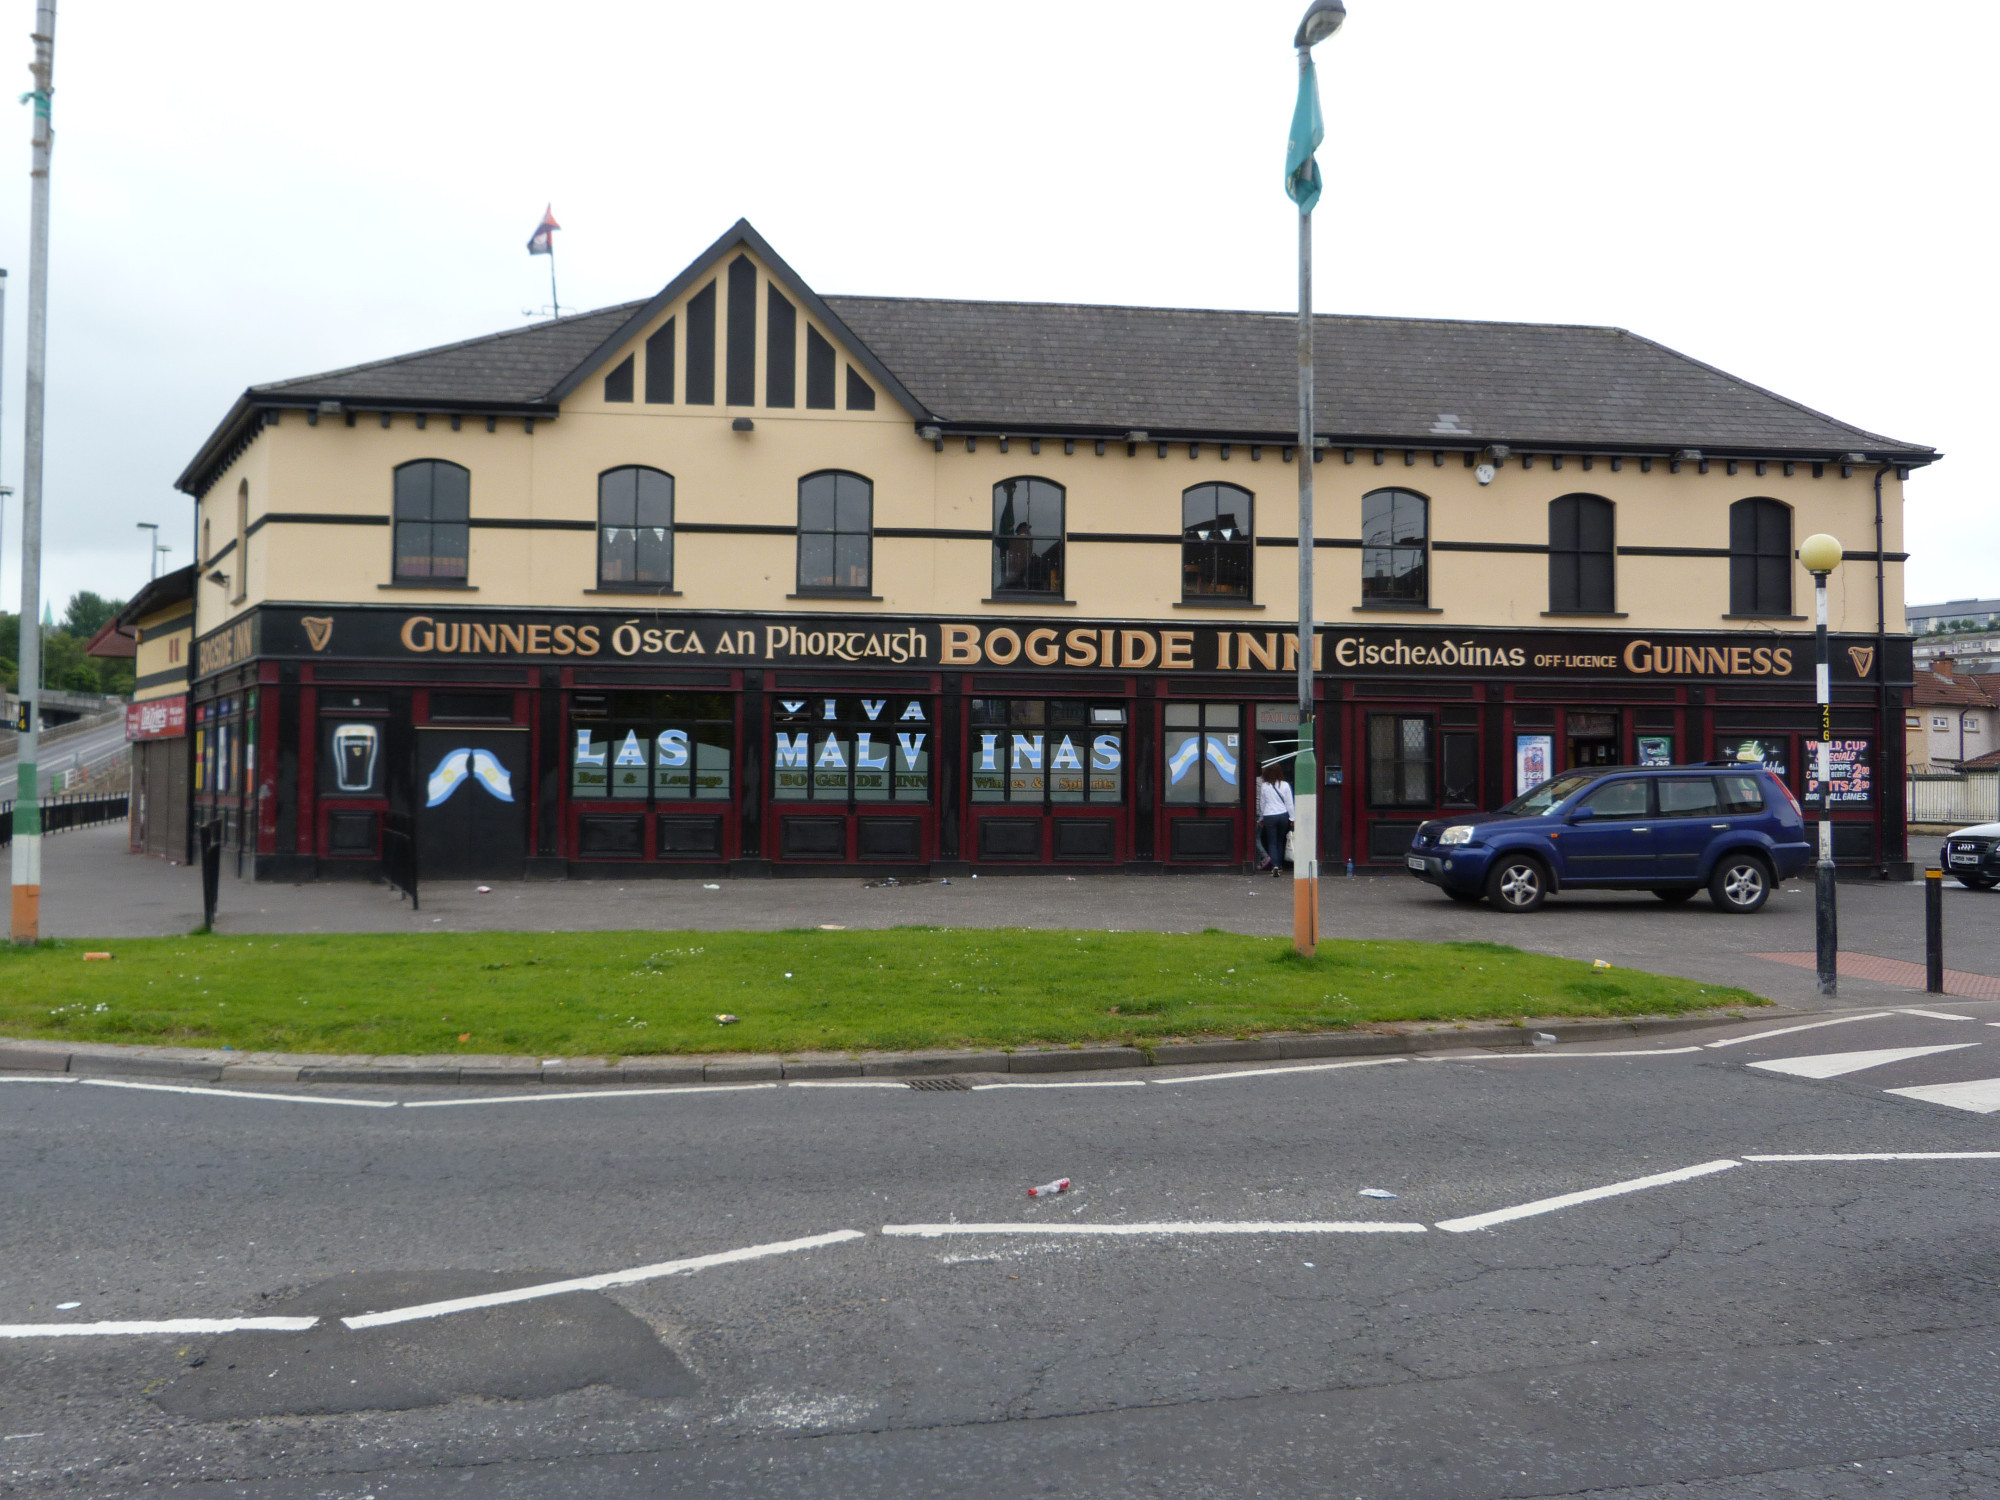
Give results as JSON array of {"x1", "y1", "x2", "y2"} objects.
[{"x1": 1405, "y1": 764, "x2": 1811, "y2": 914}]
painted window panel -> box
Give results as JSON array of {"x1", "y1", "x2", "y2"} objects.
[
  {"x1": 685, "y1": 282, "x2": 716, "y2": 405},
  {"x1": 603, "y1": 354, "x2": 635, "y2": 403},
  {"x1": 766, "y1": 286, "x2": 796, "y2": 408},
  {"x1": 725, "y1": 255, "x2": 757, "y2": 407},
  {"x1": 805, "y1": 326, "x2": 836, "y2": 409},
  {"x1": 644, "y1": 317, "x2": 675, "y2": 403}
]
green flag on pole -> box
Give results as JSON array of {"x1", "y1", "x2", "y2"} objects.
[{"x1": 1284, "y1": 56, "x2": 1324, "y2": 213}]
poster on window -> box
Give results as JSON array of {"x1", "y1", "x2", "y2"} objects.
[
  {"x1": 1717, "y1": 736, "x2": 1787, "y2": 777},
  {"x1": 1804, "y1": 737, "x2": 1874, "y2": 806},
  {"x1": 1636, "y1": 735, "x2": 1673, "y2": 767},
  {"x1": 1514, "y1": 735, "x2": 1553, "y2": 796}
]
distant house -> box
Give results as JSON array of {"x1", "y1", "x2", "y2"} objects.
[
  {"x1": 1908, "y1": 597, "x2": 2000, "y2": 634},
  {"x1": 1908, "y1": 658, "x2": 1999, "y2": 772}
]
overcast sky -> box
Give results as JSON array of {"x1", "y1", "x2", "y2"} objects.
[{"x1": 0, "y1": 0, "x2": 1991, "y2": 619}]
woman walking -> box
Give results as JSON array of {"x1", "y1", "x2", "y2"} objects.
[{"x1": 1255, "y1": 761, "x2": 1295, "y2": 877}]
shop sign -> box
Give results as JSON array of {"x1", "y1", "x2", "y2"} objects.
[
  {"x1": 194, "y1": 616, "x2": 257, "y2": 679},
  {"x1": 1804, "y1": 738, "x2": 1874, "y2": 806},
  {"x1": 247, "y1": 607, "x2": 1899, "y2": 684},
  {"x1": 126, "y1": 695, "x2": 187, "y2": 741}
]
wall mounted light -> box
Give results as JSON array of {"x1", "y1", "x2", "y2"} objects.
[{"x1": 731, "y1": 417, "x2": 754, "y2": 432}]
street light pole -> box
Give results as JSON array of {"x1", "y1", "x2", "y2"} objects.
[
  {"x1": 137, "y1": 522, "x2": 160, "y2": 582},
  {"x1": 1286, "y1": 0, "x2": 1343, "y2": 958},
  {"x1": 1800, "y1": 531, "x2": 1844, "y2": 996},
  {"x1": 11, "y1": 1, "x2": 56, "y2": 947}
]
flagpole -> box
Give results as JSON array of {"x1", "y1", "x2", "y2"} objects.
[{"x1": 547, "y1": 240, "x2": 559, "y2": 318}]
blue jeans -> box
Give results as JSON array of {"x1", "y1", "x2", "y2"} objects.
[{"x1": 1258, "y1": 815, "x2": 1291, "y2": 869}]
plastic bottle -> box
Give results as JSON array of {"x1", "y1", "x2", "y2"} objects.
[
  {"x1": 1345, "y1": 858, "x2": 1354, "y2": 878},
  {"x1": 1027, "y1": 1177, "x2": 1070, "y2": 1198}
]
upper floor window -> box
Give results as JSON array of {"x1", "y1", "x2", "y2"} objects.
[
  {"x1": 992, "y1": 477, "x2": 1065, "y2": 596},
  {"x1": 233, "y1": 480, "x2": 249, "y2": 602},
  {"x1": 598, "y1": 466, "x2": 674, "y2": 589},
  {"x1": 1548, "y1": 493, "x2": 1615, "y2": 614},
  {"x1": 392, "y1": 460, "x2": 470, "y2": 584},
  {"x1": 1361, "y1": 488, "x2": 1428, "y2": 607},
  {"x1": 797, "y1": 471, "x2": 872, "y2": 593},
  {"x1": 1182, "y1": 483, "x2": 1253, "y2": 600},
  {"x1": 1729, "y1": 497, "x2": 1792, "y2": 616}
]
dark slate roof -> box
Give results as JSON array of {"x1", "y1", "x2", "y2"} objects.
[
  {"x1": 824, "y1": 296, "x2": 1931, "y2": 458},
  {"x1": 251, "y1": 301, "x2": 648, "y2": 407}
]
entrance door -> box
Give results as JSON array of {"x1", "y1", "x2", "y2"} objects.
[
  {"x1": 1567, "y1": 709, "x2": 1622, "y2": 769},
  {"x1": 416, "y1": 727, "x2": 528, "y2": 880},
  {"x1": 1161, "y1": 703, "x2": 1244, "y2": 864}
]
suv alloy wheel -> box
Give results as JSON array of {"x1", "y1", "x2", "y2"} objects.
[
  {"x1": 1709, "y1": 853, "x2": 1772, "y2": 914},
  {"x1": 1486, "y1": 854, "x2": 1548, "y2": 913}
]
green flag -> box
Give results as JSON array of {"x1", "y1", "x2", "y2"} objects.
[{"x1": 1284, "y1": 56, "x2": 1324, "y2": 213}]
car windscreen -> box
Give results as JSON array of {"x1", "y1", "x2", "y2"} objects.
[{"x1": 1498, "y1": 772, "x2": 1598, "y2": 817}]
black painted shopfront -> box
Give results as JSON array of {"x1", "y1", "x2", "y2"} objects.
[{"x1": 189, "y1": 606, "x2": 1913, "y2": 882}]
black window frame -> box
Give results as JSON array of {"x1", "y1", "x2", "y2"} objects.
[
  {"x1": 596, "y1": 466, "x2": 675, "y2": 590},
  {"x1": 1367, "y1": 712, "x2": 1434, "y2": 808},
  {"x1": 391, "y1": 459, "x2": 471, "y2": 585},
  {"x1": 990, "y1": 477, "x2": 1066, "y2": 598},
  {"x1": 796, "y1": 470, "x2": 874, "y2": 595},
  {"x1": 1361, "y1": 488, "x2": 1429, "y2": 608},
  {"x1": 1729, "y1": 497, "x2": 1793, "y2": 616},
  {"x1": 1548, "y1": 493, "x2": 1616, "y2": 614},
  {"x1": 1181, "y1": 483, "x2": 1254, "y2": 601}
]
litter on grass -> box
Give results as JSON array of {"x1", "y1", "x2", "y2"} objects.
[
  {"x1": 819, "y1": 924, "x2": 847, "y2": 930},
  {"x1": 1028, "y1": 1177, "x2": 1071, "y2": 1199},
  {"x1": 715, "y1": 1014, "x2": 739, "y2": 1025},
  {"x1": 82, "y1": 952, "x2": 111, "y2": 961},
  {"x1": 1592, "y1": 959, "x2": 1612, "y2": 969}
]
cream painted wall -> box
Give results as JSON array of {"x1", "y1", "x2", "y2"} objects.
[
  {"x1": 131, "y1": 605, "x2": 191, "y2": 701},
  {"x1": 188, "y1": 247, "x2": 1908, "y2": 639}
]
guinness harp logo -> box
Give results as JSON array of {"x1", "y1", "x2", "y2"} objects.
[
  {"x1": 1847, "y1": 645, "x2": 1875, "y2": 678},
  {"x1": 302, "y1": 617, "x2": 336, "y2": 652}
]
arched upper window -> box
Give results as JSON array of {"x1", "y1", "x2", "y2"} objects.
[
  {"x1": 1182, "y1": 483, "x2": 1253, "y2": 600},
  {"x1": 797, "y1": 471, "x2": 873, "y2": 594},
  {"x1": 1361, "y1": 488, "x2": 1428, "y2": 606},
  {"x1": 1548, "y1": 493, "x2": 1615, "y2": 614},
  {"x1": 392, "y1": 460, "x2": 471, "y2": 584},
  {"x1": 1729, "y1": 497, "x2": 1792, "y2": 616},
  {"x1": 598, "y1": 467, "x2": 674, "y2": 589},
  {"x1": 233, "y1": 480, "x2": 250, "y2": 603},
  {"x1": 992, "y1": 477, "x2": 1065, "y2": 597}
]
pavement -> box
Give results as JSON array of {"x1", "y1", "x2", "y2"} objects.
[
  {"x1": 11, "y1": 1004, "x2": 2000, "y2": 1496},
  {"x1": 25, "y1": 824, "x2": 1991, "y2": 1015}
]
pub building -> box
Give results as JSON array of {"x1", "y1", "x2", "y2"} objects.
[{"x1": 171, "y1": 220, "x2": 1931, "y2": 884}]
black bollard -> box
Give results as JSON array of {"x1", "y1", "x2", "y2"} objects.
[
  {"x1": 199, "y1": 820, "x2": 222, "y2": 931},
  {"x1": 1926, "y1": 866, "x2": 1944, "y2": 995}
]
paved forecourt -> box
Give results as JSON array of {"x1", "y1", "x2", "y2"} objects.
[{"x1": 24, "y1": 824, "x2": 1996, "y2": 1010}]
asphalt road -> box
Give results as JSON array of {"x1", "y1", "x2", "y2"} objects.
[
  {"x1": 0, "y1": 718, "x2": 129, "y2": 801},
  {"x1": 9, "y1": 1005, "x2": 2000, "y2": 1496}
]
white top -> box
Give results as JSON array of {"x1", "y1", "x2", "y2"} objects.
[{"x1": 1257, "y1": 778, "x2": 1296, "y2": 818}]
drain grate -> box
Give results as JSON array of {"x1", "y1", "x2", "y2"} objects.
[{"x1": 906, "y1": 1076, "x2": 971, "y2": 1092}]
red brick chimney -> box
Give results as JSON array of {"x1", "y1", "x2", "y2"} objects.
[{"x1": 1935, "y1": 656, "x2": 1955, "y2": 678}]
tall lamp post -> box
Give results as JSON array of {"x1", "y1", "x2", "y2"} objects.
[
  {"x1": 1800, "y1": 531, "x2": 1844, "y2": 995},
  {"x1": 1285, "y1": 0, "x2": 1343, "y2": 957},
  {"x1": 137, "y1": 522, "x2": 161, "y2": 582}
]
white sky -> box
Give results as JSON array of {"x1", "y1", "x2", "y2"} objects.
[{"x1": 0, "y1": 0, "x2": 1992, "y2": 619}]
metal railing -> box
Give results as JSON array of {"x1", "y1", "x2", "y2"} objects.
[
  {"x1": 381, "y1": 811, "x2": 419, "y2": 911},
  {"x1": 0, "y1": 792, "x2": 130, "y2": 848},
  {"x1": 1908, "y1": 771, "x2": 2000, "y2": 827}
]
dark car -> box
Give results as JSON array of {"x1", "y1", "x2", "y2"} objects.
[
  {"x1": 1404, "y1": 763, "x2": 1811, "y2": 914},
  {"x1": 1942, "y1": 822, "x2": 2000, "y2": 890}
]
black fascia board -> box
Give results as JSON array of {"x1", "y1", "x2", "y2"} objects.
[
  {"x1": 545, "y1": 218, "x2": 937, "y2": 424},
  {"x1": 115, "y1": 563, "x2": 198, "y2": 630}
]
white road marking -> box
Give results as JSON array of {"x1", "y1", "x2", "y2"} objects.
[
  {"x1": 402, "y1": 1083, "x2": 778, "y2": 1108},
  {"x1": 1704, "y1": 1013, "x2": 1894, "y2": 1049},
  {"x1": 787, "y1": 1080, "x2": 913, "y2": 1089},
  {"x1": 0, "y1": 1316, "x2": 319, "y2": 1339},
  {"x1": 79, "y1": 1079, "x2": 394, "y2": 1108},
  {"x1": 1747, "y1": 1043, "x2": 1981, "y2": 1080},
  {"x1": 339, "y1": 1230, "x2": 865, "y2": 1329},
  {"x1": 969, "y1": 1079, "x2": 1150, "y2": 1090},
  {"x1": 1899, "y1": 1009, "x2": 1977, "y2": 1021},
  {"x1": 1884, "y1": 1078, "x2": 2000, "y2": 1114},
  {"x1": 1153, "y1": 1059, "x2": 1406, "y2": 1084},
  {"x1": 0, "y1": 1076, "x2": 76, "y2": 1084},
  {"x1": 882, "y1": 1220, "x2": 1427, "y2": 1237},
  {"x1": 1744, "y1": 1160, "x2": 2000, "y2": 1168},
  {"x1": 1435, "y1": 1159, "x2": 1742, "y2": 1234},
  {"x1": 1475, "y1": 1047, "x2": 1704, "y2": 1058}
]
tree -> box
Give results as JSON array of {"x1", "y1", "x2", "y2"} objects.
[{"x1": 61, "y1": 591, "x2": 123, "y2": 638}]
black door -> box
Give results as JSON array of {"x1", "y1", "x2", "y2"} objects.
[{"x1": 416, "y1": 728, "x2": 529, "y2": 880}]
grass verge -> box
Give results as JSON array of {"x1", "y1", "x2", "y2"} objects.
[{"x1": 0, "y1": 929, "x2": 1763, "y2": 1058}]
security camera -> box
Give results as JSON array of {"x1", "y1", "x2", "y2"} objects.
[{"x1": 1475, "y1": 463, "x2": 1497, "y2": 486}]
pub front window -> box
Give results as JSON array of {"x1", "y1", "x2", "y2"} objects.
[
  {"x1": 774, "y1": 696, "x2": 931, "y2": 802},
  {"x1": 571, "y1": 692, "x2": 733, "y2": 802},
  {"x1": 969, "y1": 699, "x2": 1125, "y2": 804},
  {"x1": 1368, "y1": 713, "x2": 1433, "y2": 807},
  {"x1": 1162, "y1": 702, "x2": 1241, "y2": 805}
]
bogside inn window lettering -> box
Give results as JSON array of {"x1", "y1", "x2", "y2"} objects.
[
  {"x1": 969, "y1": 700, "x2": 1125, "y2": 805},
  {"x1": 571, "y1": 692, "x2": 732, "y2": 802},
  {"x1": 1162, "y1": 703, "x2": 1241, "y2": 806},
  {"x1": 773, "y1": 697, "x2": 931, "y2": 803}
]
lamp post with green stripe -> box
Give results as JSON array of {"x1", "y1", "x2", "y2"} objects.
[{"x1": 1285, "y1": 0, "x2": 1342, "y2": 956}]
